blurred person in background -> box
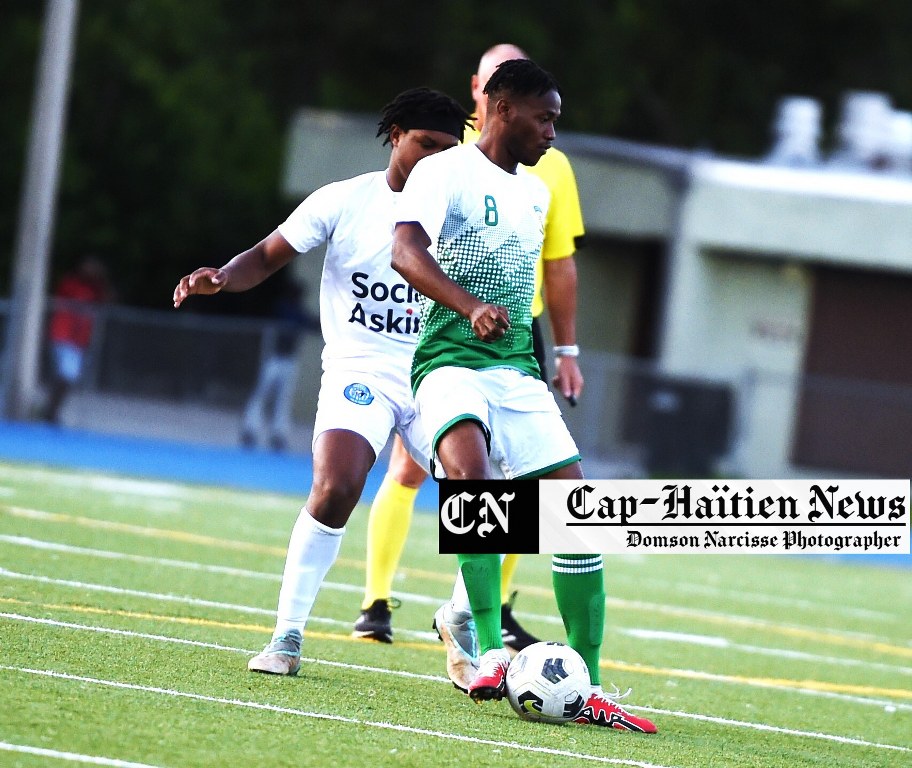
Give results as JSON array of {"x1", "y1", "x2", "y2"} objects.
[
  {"x1": 172, "y1": 87, "x2": 471, "y2": 677},
  {"x1": 354, "y1": 42, "x2": 586, "y2": 656},
  {"x1": 240, "y1": 276, "x2": 318, "y2": 452},
  {"x1": 43, "y1": 255, "x2": 114, "y2": 424}
]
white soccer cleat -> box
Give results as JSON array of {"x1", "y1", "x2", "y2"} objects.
[
  {"x1": 432, "y1": 602, "x2": 479, "y2": 692},
  {"x1": 247, "y1": 629, "x2": 302, "y2": 676}
]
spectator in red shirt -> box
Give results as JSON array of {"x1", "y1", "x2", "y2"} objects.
[{"x1": 45, "y1": 256, "x2": 113, "y2": 423}]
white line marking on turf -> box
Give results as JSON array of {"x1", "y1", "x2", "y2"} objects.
[
  {"x1": 636, "y1": 706, "x2": 911, "y2": 753},
  {"x1": 3, "y1": 567, "x2": 910, "y2": 709},
  {"x1": 0, "y1": 613, "x2": 447, "y2": 684},
  {"x1": 0, "y1": 468, "x2": 294, "y2": 508},
  {"x1": 636, "y1": 578, "x2": 898, "y2": 623},
  {"x1": 3, "y1": 612, "x2": 911, "y2": 749},
  {"x1": 598, "y1": 596, "x2": 906, "y2": 649},
  {"x1": 0, "y1": 566, "x2": 276, "y2": 614},
  {"x1": 0, "y1": 742, "x2": 166, "y2": 767},
  {"x1": 0, "y1": 533, "x2": 443, "y2": 605},
  {"x1": 0, "y1": 666, "x2": 676, "y2": 768},
  {"x1": 5, "y1": 536, "x2": 909, "y2": 669},
  {"x1": 0, "y1": 535, "x2": 284, "y2": 580},
  {"x1": 0, "y1": 566, "x2": 438, "y2": 641},
  {"x1": 621, "y1": 628, "x2": 912, "y2": 677},
  {"x1": 7, "y1": 503, "x2": 908, "y2": 639}
]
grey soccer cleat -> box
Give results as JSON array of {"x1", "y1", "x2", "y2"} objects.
[
  {"x1": 432, "y1": 602, "x2": 479, "y2": 693},
  {"x1": 247, "y1": 629, "x2": 302, "y2": 676}
]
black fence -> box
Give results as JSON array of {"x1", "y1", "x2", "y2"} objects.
[{"x1": 3, "y1": 300, "x2": 911, "y2": 478}]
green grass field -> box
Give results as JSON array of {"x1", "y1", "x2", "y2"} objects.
[{"x1": 1, "y1": 461, "x2": 909, "y2": 768}]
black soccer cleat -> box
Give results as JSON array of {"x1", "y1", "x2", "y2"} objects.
[
  {"x1": 352, "y1": 598, "x2": 399, "y2": 643},
  {"x1": 501, "y1": 591, "x2": 541, "y2": 654}
]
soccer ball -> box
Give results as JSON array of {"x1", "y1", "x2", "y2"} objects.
[{"x1": 505, "y1": 641, "x2": 590, "y2": 724}]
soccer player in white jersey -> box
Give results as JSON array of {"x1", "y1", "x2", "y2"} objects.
[
  {"x1": 171, "y1": 88, "x2": 471, "y2": 676},
  {"x1": 391, "y1": 60, "x2": 657, "y2": 733}
]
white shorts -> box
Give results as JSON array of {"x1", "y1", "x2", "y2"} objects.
[
  {"x1": 312, "y1": 368, "x2": 430, "y2": 471},
  {"x1": 415, "y1": 366, "x2": 580, "y2": 479}
]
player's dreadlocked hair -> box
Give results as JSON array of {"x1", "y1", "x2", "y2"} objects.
[
  {"x1": 483, "y1": 58, "x2": 561, "y2": 100},
  {"x1": 376, "y1": 87, "x2": 472, "y2": 146}
]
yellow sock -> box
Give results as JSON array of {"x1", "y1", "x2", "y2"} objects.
[
  {"x1": 362, "y1": 475, "x2": 418, "y2": 609},
  {"x1": 500, "y1": 553, "x2": 521, "y2": 605}
]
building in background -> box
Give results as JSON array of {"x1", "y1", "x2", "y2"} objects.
[
  {"x1": 282, "y1": 102, "x2": 912, "y2": 479},
  {"x1": 7, "y1": 102, "x2": 907, "y2": 480}
]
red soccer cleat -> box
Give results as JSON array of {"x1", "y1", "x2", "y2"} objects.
[
  {"x1": 574, "y1": 687, "x2": 658, "y2": 733},
  {"x1": 468, "y1": 649, "x2": 510, "y2": 702}
]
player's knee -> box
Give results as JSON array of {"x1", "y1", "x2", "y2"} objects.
[
  {"x1": 437, "y1": 447, "x2": 492, "y2": 479},
  {"x1": 389, "y1": 454, "x2": 427, "y2": 488},
  {"x1": 436, "y1": 419, "x2": 491, "y2": 478},
  {"x1": 308, "y1": 473, "x2": 362, "y2": 527}
]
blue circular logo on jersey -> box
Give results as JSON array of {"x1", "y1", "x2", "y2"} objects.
[{"x1": 344, "y1": 383, "x2": 374, "y2": 405}]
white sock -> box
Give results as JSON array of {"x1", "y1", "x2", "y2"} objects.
[
  {"x1": 450, "y1": 567, "x2": 471, "y2": 614},
  {"x1": 273, "y1": 507, "x2": 345, "y2": 636},
  {"x1": 449, "y1": 553, "x2": 507, "y2": 615}
]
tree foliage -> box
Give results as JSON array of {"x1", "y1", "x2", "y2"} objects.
[{"x1": 3, "y1": 0, "x2": 912, "y2": 308}]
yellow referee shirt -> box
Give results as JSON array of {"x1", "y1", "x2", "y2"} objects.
[{"x1": 464, "y1": 125, "x2": 585, "y2": 317}]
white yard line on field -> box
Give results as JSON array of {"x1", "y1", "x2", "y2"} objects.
[
  {"x1": 4, "y1": 532, "x2": 912, "y2": 683},
  {"x1": 600, "y1": 596, "x2": 908, "y2": 652},
  {"x1": 2, "y1": 565, "x2": 911, "y2": 708},
  {"x1": 0, "y1": 534, "x2": 441, "y2": 606},
  {"x1": 0, "y1": 464, "x2": 270, "y2": 503},
  {"x1": 1, "y1": 612, "x2": 911, "y2": 752},
  {"x1": 0, "y1": 504, "x2": 912, "y2": 658},
  {"x1": 635, "y1": 705, "x2": 910, "y2": 753},
  {"x1": 0, "y1": 535, "x2": 285, "y2": 580},
  {"x1": 0, "y1": 742, "x2": 166, "y2": 768},
  {"x1": 0, "y1": 665, "x2": 676, "y2": 768},
  {"x1": 0, "y1": 566, "x2": 437, "y2": 641},
  {"x1": 619, "y1": 628, "x2": 912, "y2": 677},
  {"x1": 620, "y1": 576, "x2": 900, "y2": 624},
  {"x1": 0, "y1": 612, "x2": 445, "y2": 683},
  {"x1": 3, "y1": 533, "x2": 908, "y2": 660}
]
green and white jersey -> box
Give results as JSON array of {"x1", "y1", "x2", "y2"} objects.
[{"x1": 396, "y1": 144, "x2": 550, "y2": 392}]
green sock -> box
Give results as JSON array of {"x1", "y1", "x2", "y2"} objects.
[
  {"x1": 552, "y1": 554, "x2": 605, "y2": 687},
  {"x1": 457, "y1": 553, "x2": 502, "y2": 654}
]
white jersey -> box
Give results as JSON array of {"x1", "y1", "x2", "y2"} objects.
[
  {"x1": 395, "y1": 144, "x2": 550, "y2": 391},
  {"x1": 278, "y1": 171, "x2": 420, "y2": 378}
]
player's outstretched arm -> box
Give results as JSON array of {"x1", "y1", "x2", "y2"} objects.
[
  {"x1": 392, "y1": 222, "x2": 509, "y2": 342},
  {"x1": 172, "y1": 230, "x2": 298, "y2": 308}
]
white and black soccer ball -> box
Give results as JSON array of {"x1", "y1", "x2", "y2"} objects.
[{"x1": 505, "y1": 641, "x2": 590, "y2": 724}]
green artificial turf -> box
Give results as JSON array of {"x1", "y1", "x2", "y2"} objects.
[{"x1": 0, "y1": 462, "x2": 909, "y2": 768}]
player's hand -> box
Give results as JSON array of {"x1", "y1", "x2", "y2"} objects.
[
  {"x1": 552, "y1": 356, "x2": 584, "y2": 406},
  {"x1": 468, "y1": 303, "x2": 510, "y2": 342},
  {"x1": 172, "y1": 268, "x2": 228, "y2": 308}
]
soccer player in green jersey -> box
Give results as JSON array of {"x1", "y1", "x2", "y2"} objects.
[
  {"x1": 391, "y1": 59, "x2": 656, "y2": 733},
  {"x1": 355, "y1": 43, "x2": 584, "y2": 655}
]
